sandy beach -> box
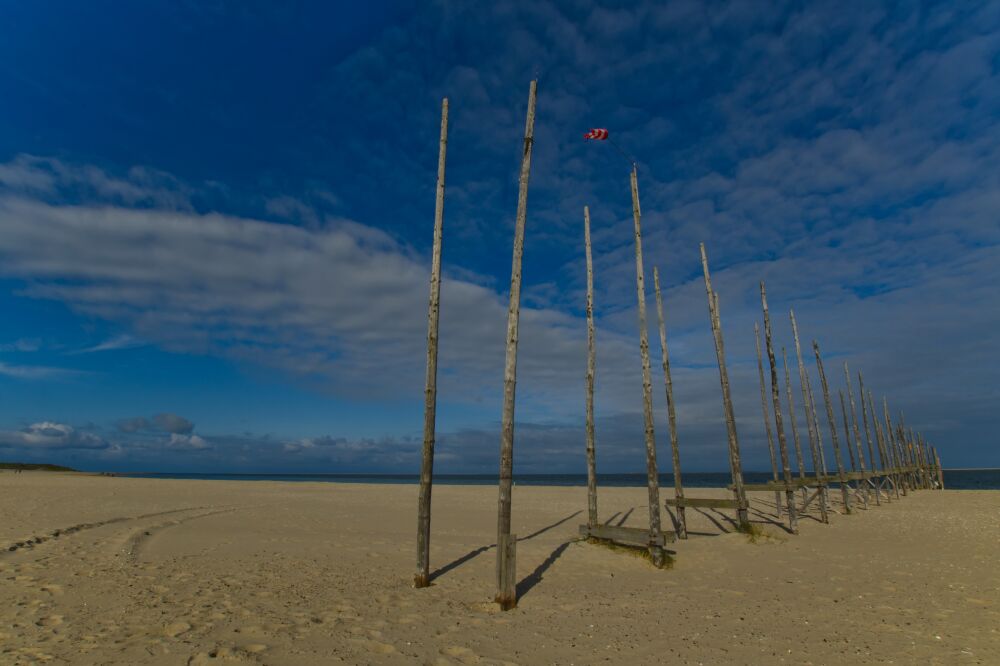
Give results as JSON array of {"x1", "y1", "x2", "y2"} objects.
[{"x1": 1, "y1": 472, "x2": 997, "y2": 665}]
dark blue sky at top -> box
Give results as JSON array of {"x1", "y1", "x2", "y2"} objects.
[{"x1": 0, "y1": 1, "x2": 997, "y2": 473}]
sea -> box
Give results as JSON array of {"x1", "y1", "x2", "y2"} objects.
[{"x1": 123, "y1": 469, "x2": 1000, "y2": 490}]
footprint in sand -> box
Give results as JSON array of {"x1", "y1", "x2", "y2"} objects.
[
  {"x1": 40, "y1": 584, "x2": 64, "y2": 595},
  {"x1": 36, "y1": 615, "x2": 63, "y2": 627},
  {"x1": 441, "y1": 645, "x2": 481, "y2": 664},
  {"x1": 164, "y1": 621, "x2": 191, "y2": 637}
]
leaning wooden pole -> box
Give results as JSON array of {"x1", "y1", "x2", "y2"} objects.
[
  {"x1": 814, "y1": 341, "x2": 851, "y2": 513},
  {"x1": 858, "y1": 374, "x2": 881, "y2": 505},
  {"x1": 782, "y1": 348, "x2": 807, "y2": 487},
  {"x1": 495, "y1": 80, "x2": 537, "y2": 611},
  {"x1": 760, "y1": 283, "x2": 798, "y2": 533},
  {"x1": 934, "y1": 446, "x2": 945, "y2": 489},
  {"x1": 884, "y1": 400, "x2": 906, "y2": 496},
  {"x1": 583, "y1": 206, "x2": 598, "y2": 530},
  {"x1": 629, "y1": 166, "x2": 666, "y2": 567},
  {"x1": 790, "y1": 310, "x2": 829, "y2": 521},
  {"x1": 843, "y1": 363, "x2": 869, "y2": 505},
  {"x1": 840, "y1": 391, "x2": 866, "y2": 509},
  {"x1": 700, "y1": 244, "x2": 750, "y2": 528},
  {"x1": 415, "y1": 97, "x2": 449, "y2": 589},
  {"x1": 754, "y1": 322, "x2": 783, "y2": 515},
  {"x1": 653, "y1": 266, "x2": 687, "y2": 539}
]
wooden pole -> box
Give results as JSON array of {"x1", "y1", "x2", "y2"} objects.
[
  {"x1": 653, "y1": 266, "x2": 687, "y2": 539},
  {"x1": 813, "y1": 341, "x2": 851, "y2": 513},
  {"x1": 857, "y1": 374, "x2": 881, "y2": 505},
  {"x1": 415, "y1": 97, "x2": 449, "y2": 589},
  {"x1": 760, "y1": 283, "x2": 798, "y2": 533},
  {"x1": 867, "y1": 389, "x2": 892, "y2": 500},
  {"x1": 839, "y1": 390, "x2": 866, "y2": 509},
  {"x1": 934, "y1": 446, "x2": 945, "y2": 489},
  {"x1": 782, "y1": 348, "x2": 807, "y2": 486},
  {"x1": 583, "y1": 206, "x2": 598, "y2": 530},
  {"x1": 700, "y1": 244, "x2": 749, "y2": 528},
  {"x1": 630, "y1": 166, "x2": 666, "y2": 566},
  {"x1": 790, "y1": 310, "x2": 828, "y2": 522},
  {"x1": 754, "y1": 322, "x2": 783, "y2": 515},
  {"x1": 884, "y1": 400, "x2": 906, "y2": 496},
  {"x1": 495, "y1": 80, "x2": 537, "y2": 610},
  {"x1": 843, "y1": 363, "x2": 869, "y2": 501}
]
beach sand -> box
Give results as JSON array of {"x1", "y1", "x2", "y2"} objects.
[{"x1": 1, "y1": 472, "x2": 997, "y2": 664}]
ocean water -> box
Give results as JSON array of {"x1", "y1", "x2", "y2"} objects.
[{"x1": 123, "y1": 469, "x2": 1000, "y2": 489}]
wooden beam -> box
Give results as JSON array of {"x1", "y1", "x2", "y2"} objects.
[
  {"x1": 843, "y1": 362, "x2": 870, "y2": 506},
  {"x1": 495, "y1": 80, "x2": 537, "y2": 611},
  {"x1": 415, "y1": 97, "x2": 449, "y2": 589},
  {"x1": 665, "y1": 497, "x2": 738, "y2": 509},
  {"x1": 580, "y1": 523, "x2": 676, "y2": 547}
]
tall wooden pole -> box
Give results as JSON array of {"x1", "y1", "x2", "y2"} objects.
[
  {"x1": 843, "y1": 363, "x2": 869, "y2": 503},
  {"x1": 700, "y1": 244, "x2": 749, "y2": 528},
  {"x1": 653, "y1": 267, "x2": 687, "y2": 539},
  {"x1": 415, "y1": 98, "x2": 449, "y2": 589},
  {"x1": 790, "y1": 310, "x2": 828, "y2": 521},
  {"x1": 630, "y1": 166, "x2": 665, "y2": 566},
  {"x1": 858, "y1": 375, "x2": 881, "y2": 505},
  {"x1": 839, "y1": 391, "x2": 866, "y2": 509},
  {"x1": 884, "y1": 400, "x2": 906, "y2": 496},
  {"x1": 783, "y1": 348, "x2": 807, "y2": 486},
  {"x1": 495, "y1": 80, "x2": 537, "y2": 610},
  {"x1": 867, "y1": 388, "x2": 891, "y2": 500},
  {"x1": 934, "y1": 446, "x2": 945, "y2": 489},
  {"x1": 583, "y1": 206, "x2": 598, "y2": 530},
  {"x1": 814, "y1": 341, "x2": 851, "y2": 513},
  {"x1": 754, "y1": 322, "x2": 782, "y2": 515},
  {"x1": 760, "y1": 283, "x2": 797, "y2": 533}
]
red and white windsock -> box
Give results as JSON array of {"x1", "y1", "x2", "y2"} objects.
[{"x1": 583, "y1": 128, "x2": 609, "y2": 140}]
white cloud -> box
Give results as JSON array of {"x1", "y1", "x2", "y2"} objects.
[{"x1": 0, "y1": 422, "x2": 108, "y2": 450}]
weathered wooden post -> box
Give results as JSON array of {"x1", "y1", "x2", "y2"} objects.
[
  {"x1": 866, "y1": 388, "x2": 892, "y2": 500},
  {"x1": 653, "y1": 266, "x2": 687, "y2": 539},
  {"x1": 583, "y1": 206, "x2": 598, "y2": 530},
  {"x1": 843, "y1": 363, "x2": 869, "y2": 505},
  {"x1": 884, "y1": 401, "x2": 907, "y2": 496},
  {"x1": 790, "y1": 311, "x2": 829, "y2": 522},
  {"x1": 700, "y1": 244, "x2": 750, "y2": 528},
  {"x1": 495, "y1": 80, "x2": 537, "y2": 610},
  {"x1": 813, "y1": 341, "x2": 851, "y2": 513},
  {"x1": 629, "y1": 165, "x2": 666, "y2": 566},
  {"x1": 415, "y1": 97, "x2": 449, "y2": 589},
  {"x1": 839, "y1": 391, "x2": 867, "y2": 509},
  {"x1": 857, "y1": 374, "x2": 881, "y2": 505},
  {"x1": 754, "y1": 322, "x2": 783, "y2": 515},
  {"x1": 934, "y1": 446, "x2": 945, "y2": 489},
  {"x1": 760, "y1": 283, "x2": 797, "y2": 533},
  {"x1": 782, "y1": 348, "x2": 807, "y2": 490}
]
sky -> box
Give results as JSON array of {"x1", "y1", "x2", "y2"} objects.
[{"x1": 0, "y1": 0, "x2": 997, "y2": 473}]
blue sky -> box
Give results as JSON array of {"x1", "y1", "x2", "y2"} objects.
[{"x1": 0, "y1": 1, "x2": 997, "y2": 473}]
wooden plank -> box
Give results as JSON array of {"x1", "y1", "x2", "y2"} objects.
[
  {"x1": 665, "y1": 497, "x2": 737, "y2": 509},
  {"x1": 580, "y1": 523, "x2": 676, "y2": 546},
  {"x1": 629, "y1": 165, "x2": 665, "y2": 568},
  {"x1": 415, "y1": 97, "x2": 449, "y2": 589},
  {"x1": 496, "y1": 80, "x2": 536, "y2": 610}
]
